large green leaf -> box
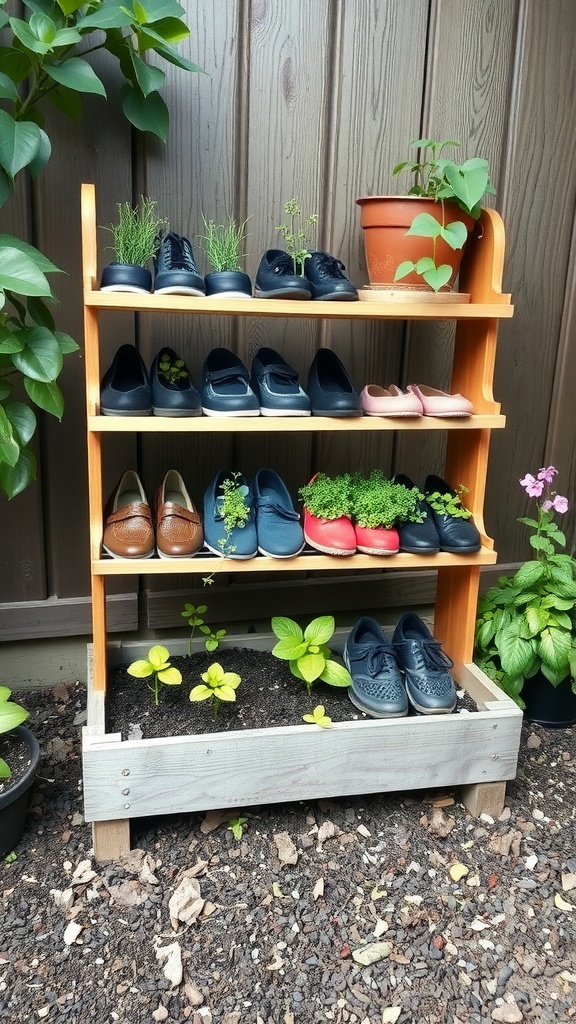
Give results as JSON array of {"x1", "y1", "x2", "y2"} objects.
[
  {"x1": 0, "y1": 444, "x2": 36, "y2": 497},
  {"x1": 0, "y1": 46, "x2": 32, "y2": 83},
  {"x1": 524, "y1": 604, "x2": 549, "y2": 637},
  {"x1": 320, "y1": 659, "x2": 352, "y2": 688},
  {"x1": 27, "y1": 127, "x2": 52, "y2": 178},
  {"x1": 0, "y1": 72, "x2": 18, "y2": 101},
  {"x1": 12, "y1": 327, "x2": 63, "y2": 381},
  {"x1": 0, "y1": 234, "x2": 61, "y2": 274},
  {"x1": 9, "y1": 16, "x2": 54, "y2": 54},
  {"x1": 151, "y1": 42, "x2": 204, "y2": 74},
  {"x1": 406, "y1": 212, "x2": 442, "y2": 239},
  {"x1": 0, "y1": 246, "x2": 53, "y2": 296},
  {"x1": 0, "y1": 111, "x2": 42, "y2": 177},
  {"x1": 271, "y1": 616, "x2": 303, "y2": 641},
  {"x1": 0, "y1": 699, "x2": 29, "y2": 734},
  {"x1": 45, "y1": 58, "x2": 106, "y2": 96},
  {"x1": 498, "y1": 624, "x2": 535, "y2": 676},
  {"x1": 0, "y1": 404, "x2": 19, "y2": 467},
  {"x1": 55, "y1": 331, "x2": 80, "y2": 354},
  {"x1": 271, "y1": 637, "x2": 307, "y2": 661},
  {"x1": 304, "y1": 615, "x2": 334, "y2": 646},
  {"x1": 126, "y1": 659, "x2": 154, "y2": 678},
  {"x1": 423, "y1": 264, "x2": 453, "y2": 292},
  {"x1": 56, "y1": 0, "x2": 87, "y2": 14},
  {"x1": 48, "y1": 83, "x2": 83, "y2": 120},
  {"x1": 444, "y1": 160, "x2": 490, "y2": 213},
  {"x1": 77, "y1": 6, "x2": 134, "y2": 29},
  {"x1": 296, "y1": 652, "x2": 325, "y2": 683},
  {"x1": 24, "y1": 378, "x2": 64, "y2": 418},
  {"x1": 439, "y1": 220, "x2": 468, "y2": 250},
  {"x1": 538, "y1": 627, "x2": 573, "y2": 673},
  {"x1": 120, "y1": 83, "x2": 169, "y2": 141},
  {"x1": 146, "y1": 16, "x2": 189, "y2": 43},
  {"x1": 5, "y1": 402, "x2": 36, "y2": 446},
  {"x1": 130, "y1": 51, "x2": 165, "y2": 96}
]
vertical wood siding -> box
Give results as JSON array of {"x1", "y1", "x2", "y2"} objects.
[{"x1": 1, "y1": 0, "x2": 575, "y2": 638}]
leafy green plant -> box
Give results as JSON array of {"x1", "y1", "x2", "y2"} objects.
[
  {"x1": 276, "y1": 197, "x2": 318, "y2": 275},
  {"x1": 181, "y1": 603, "x2": 226, "y2": 653},
  {"x1": 271, "y1": 615, "x2": 351, "y2": 693},
  {"x1": 202, "y1": 472, "x2": 251, "y2": 586},
  {"x1": 201, "y1": 217, "x2": 249, "y2": 272},
  {"x1": 349, "y1": 470, "x2": 423, "y2": 529},
  {"x1": 0, "y1": 0, "x2": 202, "y2": 498},
  {"x1": 0, "y1": 686, "x2": 29, "y2": 780},
  {"x1": 158, "y1": 351, "x2": 189, "y2": 386},
  {"x1": 302, "y1": 704, "x2": 332, "y2": 728},
  {"x1": 227, "y1": 815, "x2": 248, "y2": 840},
  {"x1": 392, "y1": 138, "x2": 495, "y2": 292},
  {"x1": 190, "y1": 662, "x2": 241, "y2": 719},
  {"x1": 298, "y1": 473, "x2": 352, "y2": 521},
  {"x1": 475, "y1": 466, "x2": 576, "y2": 707},
  {"x1": 126, "y1": 645, "x2": 182, "y2": 706},
  {"x1": 426, "y1": 484, "x2": 472, "y2": 520},
  {"x1": 104, "y1": 197, "x2": 167, "y2": 266}
]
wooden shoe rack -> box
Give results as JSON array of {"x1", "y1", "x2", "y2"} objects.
[{"x1": 80, "y1": 183, "x2": 522, "y2": 860}]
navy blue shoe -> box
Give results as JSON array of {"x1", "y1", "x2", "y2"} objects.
[
  {"x1": 393, "y1": 474, "x2": 440, "y2": 554},
  {"x1": 344, "y1": 617, "x2": 408, "y2": 718},
  {"x1": 251, "y1": 348, "x2": 311, "y2": 417},
  {"x1": 150, "y1": 347, "x2": 201, "y2": 417},
  {"x1": 252, "y1": 469, "x2": 305, "y2": 558},
  {"x1": 201, "y1": 348, "x2": 260, "y2": 417},
  {"x1": 100, "y1": 345, "x2": 151, "y2": 416},
  {"x1": 154, "y1": 232, "x2": 205, "y2": 296},
  {"x1": 203, "y1": 470, "x2": 257, "y2": 559},
  {"x1": 392, "y1": 613, "x2": 457, "y2": 714},
  {"x1": 307, "y1": 349, "x2": 362, "y2": 417},
  {"x1": 424, "y1": 474, "x2": 481, "y2": 553},
  {"x1": 304, "y1": 251, "x2": 358, "y2": 301},
  {"x1": 254, "y1": 250, "x2": 312, "y2": 299}
]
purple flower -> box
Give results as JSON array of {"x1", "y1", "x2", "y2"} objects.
[
  {"x1": 520, "y1": 473, "x2": 544, "y2": 498},
  {"x1": 537, "y1": 465, "x2": 558, "y2": 483},
  {"x1": 542, "y1": 500, "x2": 553, "y2": 511},
  {"x1": 552, "y1": 494, "x2": 569, "y2": 514}
]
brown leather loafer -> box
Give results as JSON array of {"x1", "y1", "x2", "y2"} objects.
[
  {"x1": 156, "y1": 469, "x2": 203, "y2": 558},
  {"x1": 102, "y1": 471, "x2": 155, "y2": 559}
]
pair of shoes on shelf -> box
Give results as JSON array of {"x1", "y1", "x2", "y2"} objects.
[
  {"x1": 345, "y1": 613, "x2": 457, "y2": 718},
  {"x1": 394, "y1": 474, "x2": 481, "y2": 553},
  {"x1": 302, "y1": 474, "x2": 399, "y2": 557},
  {"x1": 100, "y1": 233, "x2": 208, "y2": 297},
  {"x1": 204, "y1": 468, "x2": 304, "y2": 559},
  {"x1": 100, "y1": 345, "x2": 201, "y2": 416},
  {"x1": 103, "y1": 470, "x2": 203, "y2": 559},
  {"x1": 361, "y1": 384, "x2": 473, "y2": 417},
  {"x1": 255, "y1": 250, "x2": 358, "y2": 301}
]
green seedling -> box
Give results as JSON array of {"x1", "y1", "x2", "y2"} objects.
[
  {"x1": 190, "y1": 662, "x2": 241, "y2": 719},
  {"x1": 302, "y1": 705, "x2": 332, "y2": 728},
  {"x1": 0, "y1": 686, "x2": 29, "y2": 780},
  {"x1": 426, "y1": 484, "x2": 472, "y2": 520},
  {"x1": 227, "y1": 815, "x2": 249, "y2": 840},
  {"x1": 276, "y1": 197, "x2": 318, "y2": 275},
  {"x1": 127, "y1": 645, "x2": 182, "y2": 706},
  {"x1": 271, "y1": 615, "x2": 351, "y2": 694},
  {"x1": 158, "y1": 351, "x2": 189, "y2": 385},
  {"x1": 181, "y1": 604, "x2": 227, "y2": 654}
]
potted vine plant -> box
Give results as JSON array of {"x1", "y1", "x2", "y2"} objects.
[
  {"x1": 201, "y1": 217, "x2": 252, "y2": 298},
  {"x1": 100, "y1": 198, "x2": 167, "y2": 293},
  {"x1": 356, "y1": 138, "x2": 495, "y2": 294},
  {"x1": 475, "y1": 466, "x2": 576, "y2": 727},
  {"x1": 0, "y1": 687, "x2": 40, "y2": 857}
]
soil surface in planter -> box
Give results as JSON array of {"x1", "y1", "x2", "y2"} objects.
[
  {"x1": 0, "y1": 731, "x2": 33, "y2": 797},
  {"x1": 105, "y1": 647, "x2": 476, "y2": 740}
]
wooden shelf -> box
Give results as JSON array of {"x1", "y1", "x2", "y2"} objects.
[{"x1": 89, "y1": 413, "x2": 506, "y2": 432}]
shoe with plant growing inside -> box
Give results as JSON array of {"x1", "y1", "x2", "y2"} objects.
[
  {"x1": 154, "y1": 231, "x2": 206, "y2": 296},
  {"x1": 203, "y1": 469, "x2": 257, "y2": 562},
  {"x1": 424, "y1": 474, "x2": 481, "y2": 552}
]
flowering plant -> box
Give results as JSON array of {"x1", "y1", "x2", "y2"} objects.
[{"x1": 475, "y1": 466, "x2": 576, "y2": 706}]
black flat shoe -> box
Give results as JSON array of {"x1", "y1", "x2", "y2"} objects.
[
  {"x1": 100, "y1": 345, "x2": 151, "y2": 416},
  {"x1": 304, "y1": 251, "x2": 358, "y2": 300},
  {"x1": 393, "y1": 474, "x2": 440, "y2": 553},
  {"x1": 424, "y1": 474, "x2": 481, "y2": 552},
  {"x1": 307, "y1": 349, "x2": 361, "y2": 417},
  {"x1": 254, "y1": 250, "x2": 312, "y2": 299},
  {"x1": 150, "y1": 347, "x2": 201, "y2": 417}
]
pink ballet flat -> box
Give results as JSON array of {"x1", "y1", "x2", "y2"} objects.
[
  {"x1": 360, "y1": 384, "x2": 423, "y2": 417},
  {"x1": 407, "y1": 384, "x2": 473, "y2": 417}
]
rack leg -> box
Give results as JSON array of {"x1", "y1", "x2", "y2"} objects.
[
  {"x1": 93, "y1": 819, "x2": 131, "y2": 861},
  {"x1": 460, "y1": 780, "x2": 506, "y2": 818}
]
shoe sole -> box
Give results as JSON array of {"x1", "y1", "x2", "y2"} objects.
[
  {"x1": 356, "y1": 545, "x2": 399, "y2": 555},
  {"x1": 154, "y1": 286, "x2": 205, "y2": 296},
  {"x1": 257, "y1": 542, "x2": 306, "y2": 558},
  {"x1": 205, "y1": 291, "x2": 253, "y2": 299},
  {"x1": 399, "y1": 546, "x2": 440, "y2": 554},
  {"x1": 347, "y1": 688, "x2": 408, "y2": 719},
  {"x1": 310, "y1": 410, "x2": 362, "y2": 418},
  {"x1": 254, "y1": 287, "x2": 311, "y2": 299},
  {"x1": 103, "y1": 545, "x2": 155, "y2": 559},
  {"x1": 152, "y1": 408, "x2": 202, "y2": 417},
  {"x1": 260, "y1": 408, "x2": 311, "y2": 417},
  {"x1": 157, "y1": 547, "x2": 203, "y2": 559},
  {"x1": 201, "y1": 407, "x2": 260, "y2": 417},
  {"x1": 312, "y1": 293, "x2": 358, "y2": 301},
  {"x1": 100, "y1": 284, "x2": 151, "y2": 294},
  {"x1": 363, "y1": 411, "x2": 421, "y2": 418},
  {"x1": 101, "y1": 408, "x2": 152, "y2": 416},
  {"x1": 439, "y1": 545, "x2": 482, "y2": 553},
  {"x1": 303, "y1": 531, "x2": 355, "y2": 556},
  {"x1": 407, "y1": 694, "x2": 457, "y2": 714},
  {"x1": 203, "y1": 542, "x2": 257, "y2": 559}
]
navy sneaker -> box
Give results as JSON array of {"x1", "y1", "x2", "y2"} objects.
[
  {"x1": 201, "y1": 348, "x2": 259, "y2": 417},
  {"x1": 424, "y1": 474, "x2": 481, "y2": 553},
  {"x1": 392, "y1": 613, "x2": 457, "y2": 714},
  {"x1": 100, "y1": 344, "x2": 151, "y2": 416},
  {"x1": 252, "y1": 468, "x2": 304, "y2": 558},
  {"x1": 254, "y1": 250, "x2": 312, "y2": 299},
  {"x1": 307, "y1": 349, "x2": 362, "y2": 417},
  {"x1": 154, "y1": 232, "x2": 205, "y2": 296},
  {"x1": 150, "y1": 347, "x2": 201, "y2": 417},
  {"x1": 203, "y1": 469, "x2": 257, "y2": 559},
  {"x1": 304, "y1": 251, "x2": 358, "y2": 300},
  {"x1": 393, "y1": 474, "x2": 440, "y2": 554},
  {"x1": 251, "y1": 347, "x2": 311, "y2": 416},
  {"x1": 344, "y1": 617, "x2": 408, "y2": 718}
]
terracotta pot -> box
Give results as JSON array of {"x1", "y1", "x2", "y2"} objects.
[
  {"x1": 355, "y1": 195, "x2": 474, "y2": 290},
  {"x1": 0, "y1": 726, "x2": 40, "y2": 856},
  {"x1": 522, "y1": 672, "x2": 576, "y2": 729}
]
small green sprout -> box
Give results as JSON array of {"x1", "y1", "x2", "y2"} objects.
[
  {"x1": 227, "y1": 815, "x2": 249, "y2": 840},
  {"x1": 302, "y1": 705, "x2": 332, "y2": 728},
  {"x1": 426, "y1": 484, "x2": 472, "y2": 520},
  {"x1": 190, "y1": 662, "x2": 241, "y2": 719},
  {"x1": 271, "y1": 615, "x2": 352, "y2": 694},
  {"x1": 4, "y1": 851, "x2": 17, "y2": 864},
  {"x1": 181, "y1": 603, "x2": 227, "y2": 654},
  {"x1": 202, "y1": 472, "x2": 251, "y2": 585},
  {"x1": 276, "y1": 197, "x2": 318, "y2": 275},
  {"x1": 127, "y1": 645, "x2": 182, "y2": 706}
]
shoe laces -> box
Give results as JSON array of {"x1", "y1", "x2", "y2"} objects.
[
  {"x1": 160, "y1": 233, "x2": 199, "y2": 273},
  {"x1": 398, "y1": 637, "x2": 454, "y2": 674},
  {"x1": 257, "y1": 500, "x2": 300, "y2": 522},
  {"x1": 312, "y1": 252, "x2": 346, "y2": 279},
  {"x1": 351, "y1": 642, "x2": 398, "y2": 677}
]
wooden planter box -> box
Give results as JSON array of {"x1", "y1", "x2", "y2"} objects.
[{"x1": 83, "y1": 631, "x2": 523, "y2": 861}]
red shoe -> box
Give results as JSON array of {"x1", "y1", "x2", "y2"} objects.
[
  {"x1": 354, "y1": 524, "x2": 400, "y2": 555},
  {"x1": 304, "y1": 506, "x2": 356, "y2": 555}
]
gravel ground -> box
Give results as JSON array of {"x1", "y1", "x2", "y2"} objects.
[{"x1": 1, "y1": 680, "x2": 575, "y2": 1024}]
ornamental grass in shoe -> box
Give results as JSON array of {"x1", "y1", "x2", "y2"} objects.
[
  {"x1": 345, "y1": 617, "x2": 408, "y2": 718},
  {"x1": 392, "y1": 613, "x2": 457, "y2": 714}
]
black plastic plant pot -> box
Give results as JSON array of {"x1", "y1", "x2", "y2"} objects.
[
  {"x1": 0, "y1": 726, "x2": 41, "y2": 857},
  {"x1": 204, "y1": 270, "x2": 253, "y2": 298},
  {"x1": 522, "y1": 672, "x2": 576, "y2": 729},
  {"x1": 100, "y1": 262, "x2": 152, "y2": 294}
]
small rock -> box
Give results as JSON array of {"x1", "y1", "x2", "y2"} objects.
[{"x1": 491, "y1": 999, "x2": 523, "y2": 1022}]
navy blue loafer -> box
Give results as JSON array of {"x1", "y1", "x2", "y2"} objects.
[
  {"x1": 252, "y1": 468, "x2": 305, "y2": 558},
  {"x1": 393, "y1": 474, "x2": 440, "y2": 553},
  {"x1": 201, "y1": 348, "x2": 260, "y2": 417},
  {"x1": 304, "y1": 251, "x2": 358, "y2": 301},
  {"x1": 424, "y1": 474, "x2": 481, "y2": 553},
  {"x1": 251, "y1": 347, "x2": 311, "y2": 416},
  {"x1": 307, "y1": 349, "x2": 362, "y2": 417},
  {"x1": 344, "y1": 617, "x2": 408, "y2": 718},
  {"x1": 154, "y1": 232, "x2": 205, "y2": 296},
  {"x1": 203, "y1": 470, "x2": 257, "y2": 558},
  {"x1": 100, "y1": 344, "x2": 151, "y2": 416},
  {"x1": 254, "y1": 250, "x2": 312, "y2": 299},
  {"x1": 392, "y1": 613, "x2": 457, "y2": 714},
  {"x1": 150, "y1": 347, "x2": 201, "y2": 417}
]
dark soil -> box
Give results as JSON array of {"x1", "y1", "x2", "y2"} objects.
[
  {"x1": 1, "y1": 679, "x2": 575, "y2": 1024},
  {"x1": 0, "y1": 731, "x2": 33, "y2": 798}
]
